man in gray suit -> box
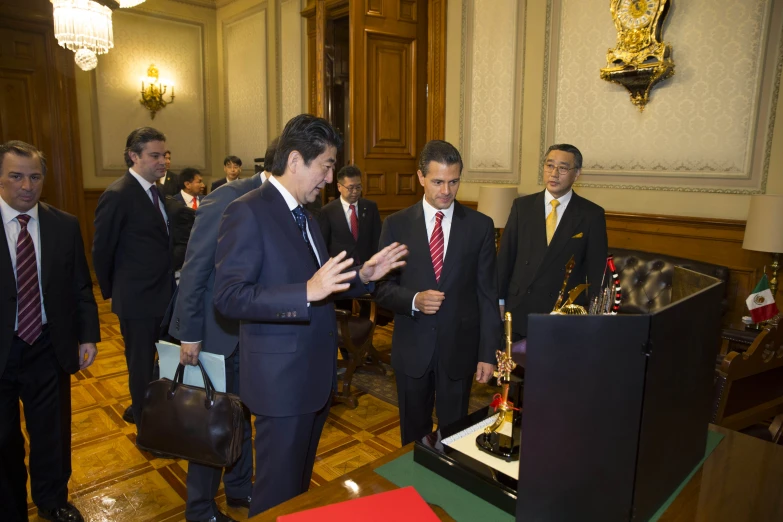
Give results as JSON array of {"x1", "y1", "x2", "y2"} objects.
[{"x1": 167, "y1": 140, "x2": 276, "y2": 522}]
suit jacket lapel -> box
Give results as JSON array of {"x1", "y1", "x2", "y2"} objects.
[
  {"x1": 306, "y1": 208, "x2": 329, "y2": 266},
  {"x1": 438, "y1": 201, "x2": 465, "y2": 288},
  {"x1": 539, "y1": 193, "x2": 584, "y2": 272},
  {"x1": 126, "y1": 172, "x2": 168, "y2": 237},
  {"x1": 262, "y1": 183, "x2": 320, "y2": 274},
  {"x1": 37, "y1": 203, "x2": 55, "y2": 291},
  {"x1": 335, "y1": 201, "x2": 355, "y2": 244},
  {"x1": 0, "y1": 219, "x2": 13, "y2": 295}
]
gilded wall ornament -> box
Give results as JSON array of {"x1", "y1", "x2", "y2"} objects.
[{"x1": 600, "y1": 0, "x2": 675, "y2": 111}]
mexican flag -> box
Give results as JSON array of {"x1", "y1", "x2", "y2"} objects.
[{"x1": 746, "y1": 274, "x2": 779, "y2": 323}]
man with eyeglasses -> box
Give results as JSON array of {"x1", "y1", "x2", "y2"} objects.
[
  {"x1": 497, "y1": 143, "x2": 607, "y2": 340},
  {"x1": 318, "y1": 165, "x2": 382, "y2": 265}
]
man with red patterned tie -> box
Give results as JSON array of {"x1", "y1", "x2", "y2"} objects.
[
  {"x1": 0, "y1": 141, "x2": 99, "y2": 522},
  {"x1": 376, "y1": 140, "x2": 501, "y2": 445}
]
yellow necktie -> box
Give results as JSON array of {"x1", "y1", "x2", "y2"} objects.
[{"x1": 546, "y1": 199, "x2": 560, "y2": 245}]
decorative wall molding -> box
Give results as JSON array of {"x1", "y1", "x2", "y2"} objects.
[
  {"x1": 223, "y1": 3, "x2": 269, "y2": 172},
  {"x1": 278, "y1": 0, "x2": 305, "y2": 131},
  {"x1": 459, "y1": 0, "x2": 526, "y2": 184},
  {"x1": 541, "y1": 0, "x2": 783, "y2": 194},
  {"x1": 93, "y1": 10, "x2": 210, "y2": 177}
]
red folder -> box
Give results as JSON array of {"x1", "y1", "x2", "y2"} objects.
[{"x1": 277, "y1": 486, "x2": 440, "y2": 521}]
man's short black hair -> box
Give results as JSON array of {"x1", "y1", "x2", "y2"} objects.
[
  {"x1": 337, "y1": 165, "x2": 362, "y2": 183},
  {"x1": 179, "y1": 167, "x2": 201, "y2": 184},
  {"x1": 164, "y1": 150, "x2": 171, "y2": 156},
  {"x1": 545, "y1": 143, "x2": 583, "y2": 169},
  {"x1": 124, "y1": 127, "x2": 166, "y2": 168},
  {"x1": 0, "y1": 140, "x2": 47, "y2": 177},
  {"x1": 418, "y1": 140, "x2": 463, "y2": 176},
  {"x1": 264, "y1": 138, "x2": 278, "y2": 171},
  {"x1": 223, "y1": 155, "x2": 242, "y2": 167},
  {"x1": 271, "y1": 114, "x2": 343, "y2": 176}
]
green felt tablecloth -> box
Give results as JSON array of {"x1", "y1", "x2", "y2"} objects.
[{"x1": 374, "y1": 431, "x2": 724, "y2": 522}]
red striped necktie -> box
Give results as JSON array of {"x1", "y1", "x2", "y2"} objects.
[
  {"x1": 15, "y1": 214, "x2": 43, "y2": 345},
  {"x1": 429, "y1": 211, "x2": 445, "y2": 282},
  {"x1": 349, "y1": 204, "x2": 359, "y2": 241}
]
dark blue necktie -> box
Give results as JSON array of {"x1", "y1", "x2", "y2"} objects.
[{"x1": 292, "y1": 206, "x2": 320, "y2": 267}]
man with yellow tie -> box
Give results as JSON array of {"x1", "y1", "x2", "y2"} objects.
[{"x1": 497, "y1": 143, "x2": 608, "y2": 340}]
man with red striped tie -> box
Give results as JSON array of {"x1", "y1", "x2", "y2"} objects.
[
  {"x1": 376, "y1": 140, "x2": 501, "y2": 445},
  {"x1": 0, "y1": 141, "x2": 99, "y2": 522}
]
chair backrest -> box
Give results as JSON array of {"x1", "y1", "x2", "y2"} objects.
[
  {"x1": 712, "y1": 320, "x2": 783, "y2": 430},
  {"x1": 611, "y1": 248, "x2": 729, "y2": 314}
]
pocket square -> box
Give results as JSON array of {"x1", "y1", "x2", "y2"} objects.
[{"x1": 572, "y1": 232, "x2": 583, "y2": 239}]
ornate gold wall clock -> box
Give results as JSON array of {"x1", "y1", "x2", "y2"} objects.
[{"x1": 600, "y1": 0, "x2": 675, "y2": 112}]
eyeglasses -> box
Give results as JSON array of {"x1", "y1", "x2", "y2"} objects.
[
  {"x1": 543, "y1": 163, "x2": 577, "y2": 176},
  {"x1": 338, "y1": 183, "x2": 362, "y2": 192}
]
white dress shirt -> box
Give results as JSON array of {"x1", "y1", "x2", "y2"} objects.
[
  {"x1": 340, "y1": 196, "x2": 359, "y2": 235},
  {"x1": 129, "y1": 168, "x2": 169, "y2": 228},
  {"x1": 412, "y1": 197, "x2": 455, "y2": 312},
  {"x1": 268, "y1": 175, "x2": 321, "y2": 266},
  {"x1": 180, "y1": 190, "x2": 199, "y2": 208},
  {"x1": 1, "y1": 197, "x2": 48, "y2": 329}
]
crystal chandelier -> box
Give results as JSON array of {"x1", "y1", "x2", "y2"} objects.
[{"x1": 51, "y1": 0, "x2": 114, "y2": 71}]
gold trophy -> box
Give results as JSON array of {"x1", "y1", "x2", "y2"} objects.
[{"x1": 476, "y1": 312, "x2": 521, "y2": 461}]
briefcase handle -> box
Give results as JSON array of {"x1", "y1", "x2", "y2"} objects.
[{"x1": 169, "y1": 362, "x2": 218, "y2": 409}]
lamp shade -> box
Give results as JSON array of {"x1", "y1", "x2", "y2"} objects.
[
  {"x1": 742, "y1": 194, "x2": 783, "y2": 253},
  {"x1": 476, "y1": 185, "x2": 518, "y2": 229}
]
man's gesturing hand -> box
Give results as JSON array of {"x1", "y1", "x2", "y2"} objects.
[
  {"x1": 359, "y1": 242, "x2": 408, "y2": 284},
  {"x1": 307, "y1": 251, "x2": 357, "y2": 302},
  {"x1": 414, "y1": 290, "x2": 445, "y2": 315}
]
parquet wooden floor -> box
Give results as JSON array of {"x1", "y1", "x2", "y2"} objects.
[{"x1": 20, "y1": 282, "x2": 403, "y2": 521}]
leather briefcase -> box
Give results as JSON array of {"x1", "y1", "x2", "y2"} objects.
[{"x1": 136, "y1": 362, "x2": 244, "y2": 467}]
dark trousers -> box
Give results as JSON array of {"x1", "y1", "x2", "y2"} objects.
[
  {"x1": 395, "y1": 356, "x2": 473, "y2": 445},
  {"x1": 248, "y1": 395, "x2": 331, "y2": 516},
  {"x1": 185, "y1": 349, "x2": 253, "y2": 519},
  {"x1": 118, "y1": 316, "x2": 163, "y2": 426},
  {"x1": 0, "y1": 328, "x2": 71, "y2": 521}
]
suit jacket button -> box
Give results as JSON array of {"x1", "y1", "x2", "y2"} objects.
[
  {"x1": 525, "y1": 261, "x2": 529, "y2": 265},
  {"x1": 526, "y1": 289, "x2": 532, "y2": 294},
  {"x1": 293, "y1": 311, "x2": 297, "y2": 317},
  {"x1": 328, "y1": 331, "x2": 333, "y2": 337}
]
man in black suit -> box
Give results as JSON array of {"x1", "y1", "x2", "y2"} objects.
[
  {"x1": 375, "y1": 140, "x2": 501, "y2": 445},
  {"x1": 157, "y1": 149, "x2": 181, "y2": 197},
  {"x1": 497, "y1": 143, "x2": 608, "y2": 340},
  {"x1": 318, "y1": 165, "x2": 381, "y2": 264},
  {"x1": 213, "y1": 114, "x2": 407, "y2": 515},
  {"x1": 93, "y1": 127, "x2": 175, "y2": 427},
  {"x1": 168, "y1": 140, "x2": 276, "y2": 522},
  {"x1": 165, "y1": 167, "x2": 205, "y2": 272},
  {"x1": 0, "y1": 141, "x2": 99, "y2": 522},
  {"x1": 211, "y1": 155, "x2": 242, "y2": 192}
]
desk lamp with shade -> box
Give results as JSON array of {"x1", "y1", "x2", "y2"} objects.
[
  {"x1": 476, "y1": 186, "x2": 519, "y2": 251},
  {"x1": 742, "y1": 194, "x2": 783, "y2": 303}
]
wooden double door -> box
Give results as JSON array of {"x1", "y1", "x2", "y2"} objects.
[{"x1": 304, "y1": 0, "x2": 446, "y2": 218}]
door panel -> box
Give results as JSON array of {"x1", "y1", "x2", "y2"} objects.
[{"x1": 351, "y1": 0, "x2": 427, "y2": 217}]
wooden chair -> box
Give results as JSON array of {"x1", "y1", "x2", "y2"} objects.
[
  {"x1": 712, "y1": 320, "x2": 783, "y2": 441},
  {"x1": 334, "y1": 297, "x2": 386, "y2": 409}
]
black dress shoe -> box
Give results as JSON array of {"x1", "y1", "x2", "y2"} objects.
[
  {"x1": 38, "y1": 503, "x2": 84, "y2": 522},
  {"x1": 226, "y1": 495, "x2": 251, "y2": 509},
  {"x1": 186, "y1": 511, "x2": 238, "y2": 522},
  {"x1": 122, "y1": 406, "x2": 135, "y2": 424}
]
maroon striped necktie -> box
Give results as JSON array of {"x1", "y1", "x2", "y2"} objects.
[
  {"x1": 15, "y1": 214, "x2": 43, "y2": 345},
  {"x1": 349, "y1": 204, "x2": 359, "y2": 241},
  {"x1": 429, "y1": 211, "x2": 445, "y2": 282}
]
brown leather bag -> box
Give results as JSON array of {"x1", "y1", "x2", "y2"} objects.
[{"x1": 136, "y1": 362, "x2": 244, "y2": 467}]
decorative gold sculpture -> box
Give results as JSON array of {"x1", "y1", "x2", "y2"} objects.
[
  {"x1": 551, "y1": 256, "x2": 588, "y2": 315},
  {"x1": 600, "y1": 0, "x2": 674, "y2": 112},
  {"x1": 140, "y1": 64, "x2": 175, "y2": 119}
]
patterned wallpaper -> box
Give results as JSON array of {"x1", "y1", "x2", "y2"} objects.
[
  {"x1": 95, "y1": 11, "x2": 207, "y2": 173},
  {"x1": 460, "y1": 0, "x2": 525, "y2": 184},
  {"x1": 279, "y1": 0, "x2": 304, "y2": 130},
  {"x1": 224, "y1": 6, "x2": 268, "y2": 169},
  {"x1": 543, "y1": 0, "x2": 782, "y2": 193}
]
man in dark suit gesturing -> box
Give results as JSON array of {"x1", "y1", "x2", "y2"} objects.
[
  {"x1": 318, "y1": 165, "x2": 381, "y2": 264},
  {"x1": 168, "y1": 140, "x2": 276, "y2": 522},
  {"x1": 213, "y1": 114, "x2": 407, "y2": 516},
  {"x1": 0, "y1": 141, "x2": 99, "y2": 522},
  {"x1": 93, "y1": 127, "x2": 175, "y2": 427},
  {"x1": 375, "y1": 140, "x2": 501, "y2": 445},
  {"x1": 497, "y1": 143, "x2": 608, "y2": 340}
]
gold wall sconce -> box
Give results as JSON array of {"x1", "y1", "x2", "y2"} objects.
[{"x1": 139, "y1": 64, "x2": 174, "y2": 119}]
